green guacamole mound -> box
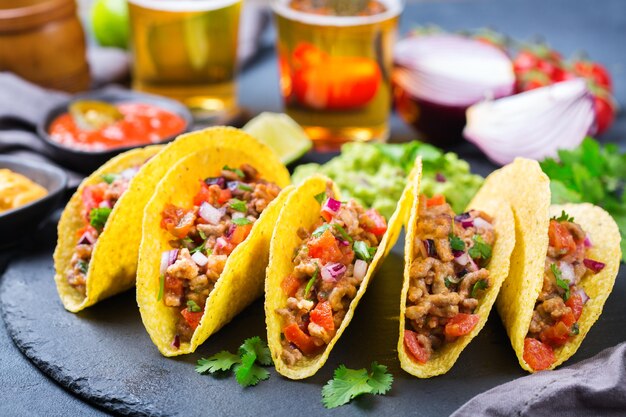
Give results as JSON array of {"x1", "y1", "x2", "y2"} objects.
[{"x1": 291, "y1": 142, "x2": 484, "y2": 219}]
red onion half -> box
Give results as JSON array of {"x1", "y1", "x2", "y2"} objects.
[{"x1": 464, "y1": 79, "x2": 595, "y2": 165}]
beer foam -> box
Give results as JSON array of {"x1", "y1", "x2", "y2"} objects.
[
  {"x1": 128, "y1": 0, "x2": 240, "y2": 12},
  {"x1": 273, "y1": 0, "x2": 402, "y2": 26}
]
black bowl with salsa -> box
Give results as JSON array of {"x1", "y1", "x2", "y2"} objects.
[{"x1": 38, "y1": 88, "x2": 192, "y2": 173}]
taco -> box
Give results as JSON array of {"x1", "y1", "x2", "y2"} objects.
[
  {"x1": 54, "y1": 127, "x2": 264, "y2": 312},
  {"x1": 265, "y1": 168, "x2": 417, "y2": 380},
  {"x1": 136, "y1": 132, "x2": 291, "y2": 356},
  {"x1": 398, "y1": 167, "x2": 515, "y2": 377},
  {"x1": 471, "y1": 158, "x2": 621, "y2": 372}
]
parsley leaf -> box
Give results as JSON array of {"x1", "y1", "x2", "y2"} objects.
[
  {"x1": 223, "y1": 165, "x2": 244, "y2": 178},
  {"x1": 89, "y1": 207, "x2": 112, "y2": 231},
  {"x1": 353, "y1": 240, "x2": 375, "y2": 262},
  {"x1": 229, "y1": 199, "x2": 247, "y2": 213},
  {"x1": 77, "y1": 260, "x2": 89, "y2": 274},
  {"x1": 157, "y1": 274, "x2": 165, "y2": 301},
  {"x1": 232, "y1": 217, "x2": 252, "y2": 226},
  {"x1": 314, "y1": 191, "x2": 326, "y2": 205},
  {"x1": 551, "y1": 210, "x2": 574, "y2": 223},
  {"x1": 322, "y1": 362, "x2": 393, "y2": 409},
  {"x1": 235, "y1": 353, "x2": 270, "y2": 387},
  {"x1": 551, "y1": 263, "x2": 570, "y2": 301},
  {"x1": 468, "y1": 235, "x2": 492, "y2": 264},
  {"x1": 187, "y1": 300, "x2": 202, "y2": 312},
  {"x1": 239, "y1": 336, "x2": 272, "y2": 366},
  {"x1": 101, "y1": 173, "x2": 118, "y2": 184},
  {"x1": 471, "y1": 279, "x2": 488, "y2": 298},
  {"x1": 449, "y1": 234, "x2": 466, "y2": 251},
  {"x1": 196, "y1": 351, "x2": 240, "y2": 374},
  {"x1": 304, "y1": 268, "x2": 319, "y2": 298}
]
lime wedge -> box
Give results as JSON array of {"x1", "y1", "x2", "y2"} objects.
[{"x1": 243, "y1": 113, "x2": 313, "y2": 165}]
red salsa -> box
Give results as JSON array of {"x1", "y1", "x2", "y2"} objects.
[{"x1": 48, "y1": 103, "x2": 186, "y2": 152}]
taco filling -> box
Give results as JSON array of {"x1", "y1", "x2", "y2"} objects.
[
  {"x1": 66, "y1": 167, "x2": 140, "y2": 295},
  {"x1": 275, "y1": 189, "x2": 387, "y2": 365},
  {"x1": 403, "y1": 194, "x2": 495, "y2": 364},
  {"x1": 158, "y1": 164, "x2": 281, "y2": 346},
  {"x1": 523, "y1": 211, "x2": 606, "y2": 371}
]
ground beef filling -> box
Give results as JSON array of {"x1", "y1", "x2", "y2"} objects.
[
  {"x1": 66, "y1": 174, "x2": 131, "y2": 295},
  {"x1": 276, "y1": 191, "x2": 387, "y2": 366},
  {"x1": 523, "y1": 217, "x2": 604, "y2": 371},
  {"x1": 160, "y1": 164, "x2": 281, "y2": 345},
  {"x1": 404, "y1": 195, "x2": 495, "y2": 364}
]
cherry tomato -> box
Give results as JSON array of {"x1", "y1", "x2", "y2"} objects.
[
  {"x1": 551, "y1": 67, "x2": 577, "y2": 83},
  {"x1": 283, "y1": 323, "x2": 318, "y2": 354},
  {"x1": 181, "y1": 308, "x2": 203, "y2": 330},
  {"x1": 310, "y1": 301, "x2": 335, "y2": 332},
  {"x1": 565, "y1": 292, "x2": 584, "y2": 321},
  {"x1": 281, "y1": 275, "x2": 302, "y2": 298},
  {"x1": 523, "y1": 337, "x2": 555, "y2": 371},
  {"x1": 404, "y1": 330, "x2": 430, "y2": 364},
  {"x1": 513, "y1": 50, "x2": 539, "y2": 74},
  {"x1": 444, "y1": 313, "x2": 480, "y2": 337},
  {"x1": 539, "y1": 321, "x2": 570, "y2": 347},
  {"x1": 161, "y1": 204, "x2": 196, "y2": 239},
  {"x1": 361, "y1": 208, "x2": 387, "y2": 237},
  {"x1": 548, "y1": 220, "x2": 576, "y2": 255},
  {"x1": 307, "y1": 228, "x2": 343, "y2": 264},
  {"x1": 573, "y1": 60, "x2": 612, "y2": 91},
  {"x1": 594, "y1": 95, "x2": 616, "y2": 135}
]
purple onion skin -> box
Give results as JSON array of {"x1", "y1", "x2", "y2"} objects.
[
  {"x1": 204, "y1": 177, "x2": 226, "y2": 189},
  {"x1": 423, "y1": 239, "x2": 437, "y2": 257},
  {"x1": 583, "y1": 258, "x2": 605, "y2": 273},
  {"x1": 227, "y1": 181, "x2": 245, "y2": 196},
  {"x1": 454, "y1": 212, "x2": 471, "y2": 222}
]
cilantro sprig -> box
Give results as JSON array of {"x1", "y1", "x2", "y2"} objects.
[
  {"x1": 196, "y1": 337, "x2": 272, "y2": 387},
  {"x1": 471, "y1": 279, "x2": 488, "y2": 298},
  {"x1": 232, "y1": 217, "x2": 252, "y2": 226},
  {"x1": 468, "y1": 235, "x2": 492, "y2": 265},
  {"x1": 89, "y1": 207, "x2": 112, "y2": 231},
  {"x1": 551, "y1": 210, "x2": 574, "y2": 223},
  {"x1": 100, "y1": 173, "x2": 118, "y2": 184},
  {"x1": 321, "y1": 362, "x2": 393, "y2": 409},
  {"x1": 314, "y1": 191, "x2": 326, "y2": 205},
  {"x1": 353, "y1": 240, "x2": 376, "y2": 262},
  {"x1": 551, "y1": 263, "x2": 570, "y2": 301},
  {"x1": 223, "y1": 165, "x2": 244, "y2": 178},
  {"x1": 229, "y1": 199, "x2": 247, "y2": 213},
  {"x1": 449, "y1": 234, "x2": 466, "y2": 251}
]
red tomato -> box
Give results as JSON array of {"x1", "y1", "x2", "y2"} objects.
[
  {"x1": 75, "y1": 224, "x2": 98, "y2": 239},
  {"x1": 320, "y1": 209, "x2": 334, "y2": 223},
  {"x1": 229, "y1": 223, "x2": 252, "y2": 246},
  {"x1": 307, "y1": 228, "x2": 343, "y2": 264},
  {"x1": 310, "y1": 301, "x2": 334, "y2": 332},
  {"x1": 594, "y1": 95, "x2": 616, "y2": 135},
  {"x1": 161, "y1": 204, "x2": 196, "y2": 239},
  {"x1": 193, "y1": 181, "x2": 211, "y2": 206},
  {"x1": 292, "y1": 55, "x2": 381, "y2": 110},
  {"x1": 217, "y1": 189, "x2": 232, "y2": 205},
  {"x1": 283, "y1": 323, "x2": 318, "y2": 354},
  {"x1": 281, "y1": 275, "x2": 302, "y2": 297},
  {"x1": 539, "y1": 321, "x2": 570, "y2": 347},
  {"x1": 164, "y1": 274, "x2": 183, "y2": 299},
  {"x1": 362, "y1": 208, "x2": 387, "y2": 237},
  {"x1": 565, "y1": 293, "x2": 584, "y2": 321},
  {"x1": 573, "y1": 60, "x2": 612, "y2": 91},
  {"x1": 523, "y1": 338, "x2": 556, "y2": 371},
  {"x1": 444, "y1": 313, "x2": 480, "y2": 337},
  {"x1": 548, "y1": 220, "x2": 576, "y2": 255},
  {"x1": 81, "y1": 183, "x2": 106, "y2": 221},
  {"x1": 513, "y1": 50, "x2": 539, "y2": 74},
  {"x1": 181, "y1": 308, "x2": 203, "y2": 330},
  {"x1": 426, "y1": 194, "x2": 446, "y2": 207},
  {"x1": 560, "y1": 311, "x2": 576, "y2": 327},
  {"x1": 403, "y1": 330, "x2": 430, "y2": 364},
  {"x1": 551, "y1": 67, "x2": 577, "y2": 83}
]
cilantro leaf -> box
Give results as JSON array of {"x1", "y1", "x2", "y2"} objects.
[
  {"x1": 89, "y1": 207, "x2": 112, "y2": 231},
  {"x1": 551, "y1": 210, "x2": 574, "y2": 223},
  {"x1": 445, "y1": 275, "x2": 461, "y2": 288},
  {"x1": 468, "y1": 235, "x2": 492, "y2": 264},
  {"x1": 190, "y1": 240, "x2": 206, "y2": 255},
  {"x1": 304, "y1": 268, "x2": 318, "y2": 298},
  {"x1": 471, "y1": 279, "x2": 488, "y2": 298},
  {"x1": 196, "y1": 351, "x2": 241, "y2": 374},
  {"x1": 234, "y1": 352, "x2": 269, "y2": 387},
  {"x1": 187, "y1": 300, "x2": 202, "y2": 312},
  {"x1": 332, "y1": 224, "x2": 353, "y2": 243},
  {"x1": 314, "y1": 191, "x2": 326, "y2": 205},
  {"x1": 312, "y1": 223, "x2": 353, "y2": 243},
  {"x1": 312, "y1": 224, "x2": 331, "y2": 237},
  {"x1": 77, "y1": 260, "x2": 89, "y2": 274},
  {"x1": 366, "y1": 362, "x2": 393, "y2": 395},
  {"x1": 223, "y1": 165, "x2": 244, "y2": 178},
  {"x1": 322, "y1": 365, "x2": 373, "y2": 409},
  {"x1": 570, "y1": 323, "x2": 580, "y2": 335},
  {"x1": 101, "y1": 173, "x2": 118, "y2": 184},
  {"x1": 229, "y1": 199, "x2": 247, "y2": 213},
  {"x1": 232, "y1": 217, "x2": 252, "y2": 226},
  {"x1": 238, "y1": 183, "x2": 253, "y2": 192},
  {"x1": 239, "y1": 337, "x2": 272, "y2": 366},
  {"x1": 449, "y1": 234, "x2": 465, "y2": 251},
  {"x1": 551, "y1": 263, "x2": 570, "y2": 301},
  {"x1": 353, "y1": 240, "x2": 374, "y2": 262},
  {"x1": 198, "y1": 229, "x2": 207, "y2": 240}
]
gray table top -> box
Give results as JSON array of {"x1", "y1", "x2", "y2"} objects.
[{"x1": 1, "y1": 0, "x2": 625, "y2": 416}]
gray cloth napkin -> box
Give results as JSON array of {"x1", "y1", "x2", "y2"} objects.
[{"x1": 452, "y1": 342, "x2": 626, "y2": 417}]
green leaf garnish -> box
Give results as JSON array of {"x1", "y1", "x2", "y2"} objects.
[
  {"x1": 238, "y1": 183, "x2": 253, "y2": 192},
  {"x1": 77, "y1": 260, "x2": 89, "y2": 274},
  {"x1": 198, "y1": 229, "x2": 207, "y2": 240},
  {"x1": 239, "y1": 336, "x2": 272, "y2": 366},
  {"x1": 195, "y1": 351, "x2": 240, "y2": 373},
  {"x1": 312, "y1": 223, "x2": 353, "y2": 243},
  {"x1": 449, "y1": 234, "x2": 466, "y2": 251},
  {"x1": 551, "y1": 263, "x2": 570, "y2": 301},
  {"x1": 190, "y1": 240, "x2": 206, "y2": 255},
  {"x1": 468, "y1": 235, "x2": 492, "y2": 264},
  {"x1": 89, "y1": 207, "x2": 112, "y2": 231},
  {"x1": 314, "y1": 191, "x2": 326, "y2": 205},
  {"x1": 321, "y1": 362, "x2": 393, "y2": 409},
  {"x1": 157, "y1": 274, "x2": 165, "y2": 301},
  {"x1": 445, "y1": 275, "x2": 462, "y2": 288},
  {"x1": 551, "y1": 210, "x2": 575, "y2": 223},
  {"x1": 570, "y1": 323, "x2": 580, "y2": 335},
  {"x1": 223, "y1": 165, "x2": 244, "y2": 178},
  {"x1": 312, "y1": 224, "x2": 331, "y2": 237},
  {"x1": 470, "y1": 279, "x2": 488, "y2": 298},
  {"x1": 229, "y1": 199, "x2": 247, "y2": 213},
  {"x1": 101, "y1": 173, "x2": 118, "y2": 184},
  {"x1": 232, "y1": 217, "x2": 252, "y2": 226},
  {"x1": 187, "y1": 300, "x2": 202, "y2": 312},
  {"x1": 353, "y1": 240, "x2": 375, "y2": 262},
  {"x1": 235, "y1": 352, "x2": 270, "y2": 387},
  {"x1": 332, "y1": 224, "x2": 353, "y2": 243},
  {"x1": 304, "y1": 268, "x2": 318, "y2": 299}
]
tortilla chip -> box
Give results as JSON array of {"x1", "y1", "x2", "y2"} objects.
[
  {"x1": 266, "y1": 167, "x2": 416, "y2": 379},
  {"x1": 398, "y1": 167, "x2": 516, "y2": 377},
  {"x1": 137, "y1": 133, "x2": 292, "y2": 356}
]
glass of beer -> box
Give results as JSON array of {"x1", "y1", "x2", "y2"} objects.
[
  {"x1": 128, "y1": 0, "x2": 241, "y2": 121},
  {"x1": 272, "y1": 0, "x2": 403, "y2": 150}
]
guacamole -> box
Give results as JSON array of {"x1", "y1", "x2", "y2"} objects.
[{"x1": 291, "y1": 142, "x2": 483, "y2": 218}]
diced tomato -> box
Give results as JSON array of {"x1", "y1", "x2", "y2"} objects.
[
  {"x1": 180, "y1": 308, "x2": 203, "y2": 330},
  {"x1": 193, "y1": 181, "x2": 210, "y2": 206},
  {"x1": 548, "y1": 220, "x2": 576, "y2": 255},
  {"x1": 320, "y1": 208, "x2": 334, "y2": 222},
  {"x1": 161, "y1": 204, "x2": 196, "y2": 239},
  {"x1": 426, "y1": 194, "x2": 446, "y2": 207},
  {"x1": 283, "y1": 323, "x2": 318, "y2": 354},
  {"x1": 281, "y1": 275, "x2": 302, "y2": 297},
  {"x1": 229, "y1": 223, "x2": 252, "y2": 246},
  {"x1": 75, "y1": 224, "x2": 98, "y2": 239},
  {"x1": 444, "y1": 313, "x2": 480, "y2": 337},
  {"x1": 307, "y1": 228, "x2": 343, "y2": 263},
  {"x1": 403, "y1": 330, "x2": 429, "y2": 364},
  {"x1": 523, "y1": 337, "x2": 555, "y2": 371},
  {"x1": 164, "y1": 274, "x2": 183, "y2": 299},
  {"x1": 81, "y1": 183, "x2": 106, "y2": 221},
  {"x1": 362, "y1": 208, "x2": 387, "y2": 237},
  {"x1": 217, "y1": 189, "x2": 232, "y2": 204},
  {"x1": 310, "y1": 301, "x2": 334, "y2": 332},
  {"x1": 560, "y1": 311, "x2": 576, "y2": 327},
  {"x1": 539, "y1": 321, "x2": 570, "y2": 347},
  {"x1": 565, "y1": 293, "x2": 584, "y2": 321},
  {"x1": 193, "y1": 182, "x2": 232, "y2": 206}
]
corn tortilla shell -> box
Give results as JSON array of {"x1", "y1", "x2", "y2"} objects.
[
  {"x1": 398, "y1": 165, "x2": 516, "y2": 377},
  {"x1": 266, "y1": 166, "x2": 417, "y2": 380},
  {"x1": 137, "y1": 132, "x2": 291, "y2": 356}
]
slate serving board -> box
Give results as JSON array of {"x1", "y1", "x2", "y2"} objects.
[{"x1": 1, "y1": 214, "x2": 625, "y2": 417}]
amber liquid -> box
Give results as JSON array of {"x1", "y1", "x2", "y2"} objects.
[
  {"x1": 128, "y1": 0, "x2": 241, "y2": 121},
  {"x1": 273, "y1": 0, "x2": 401, "y2": 150}
]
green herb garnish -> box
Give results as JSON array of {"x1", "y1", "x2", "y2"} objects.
[
  {"x1": 468, "y1": 235, "x2": 492, "y2": 264},
  {"x1": 157, "y1": 274, "x2": 165, "y2": 301},
  {"x1": 551, "y1": 210, "x2": 575, "y2": 223},
  {"x1": 229, "y1": 199, "x2": 247, "y2": 213},
  {"x1": 353, "y1": 240, "x2": 376, "y2": 263},
  {"x1": 232, "y1": 217, "x2": 252, "y2": 226},
  {"x1": 187, "y1": 300, "x2": 202, "y2": 312},
  {"x1": 332, "y1": 224, "x2": 353, "y2": 243},
  {"x1": 196, "y1": 351, "x2": 240, "y2": 373},
  {"x1": 101, "y1": 173, "x2": 118, "y2": 184},
  {"x1": 77, "y1": 260, "x2": 89, "y2": 274},
  {"x1": 321, "y1": 362, "x2": 393, "y2": 409},
  {"x1": 470, "y1": 279, "x2": 488, "y2": 298},
  {"x1": 449, "y1": 234, "x2": 466, "y2": 251},
  {"x1": 445, "y1": 276, "x2": 462, "y2": 288},
  {"x1": 314, "y1": 191, "x2": 326, "y2": 205},
  {"x1": 190, "y1": 241, "x2": 206, "y2": 255},
  {"x1": 312, "y1": 224, "x2": 331, "y2": 237},
  {"x1": 223, "y1": 165, "x2": 244, "y2": 178},
  {"x1": 551, "y1": 263, "x2": 570, "y2": 301},
  {"x1": 304, "y1": 268, "x2": 319, "y2": 298},
  {"x1": 238, "y1": 183, "x2": 253, "y2": 192},
  {"x1": 198, "y1": 229, "x2": 207, "y2": 240},
  {"x1": 570, "y1": 323, "x2": 580, "y2": 335},
  {"x1": 89, "y1": 207, "x2": 112, "y2": 231},
  {"x1": 312, "y1": 223, "x2": 353, "y2": 243}
]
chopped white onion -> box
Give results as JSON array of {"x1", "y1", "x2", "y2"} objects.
[
  {"x1": 354, "y1": 259, "x2": 368, "y2": 281},
  {"x1": 191, "y1": 251, "x2": 208, "y2": 267},
  {"x1": 559, "y1": 262, "x2": 576, "y2": 284},
  {"x1": 160, "y1": 249, "x2": 178, "y2": 276},
  {"x1": 232, "y1": 212, "x2": 245, "y2": 220},
  {"x1": 199, "y1": 202, "x2": 224, "y2": 225},
  {"x1": 454, "y1": 252, "x2": 470, "y2": 266},
  {"x1": 575, "y1": 288, "x2": 590, "y2": 304},
  {"x1": 473, "y1": 217, "x2": 493, "y2": 231}
]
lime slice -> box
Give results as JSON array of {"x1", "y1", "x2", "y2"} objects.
[
  {"x1": 243, "y1": 113, "x2": 313, "y2": 165},
  {"x1": 91, "y1": 0, "x2": 129, "y2": 49}
]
